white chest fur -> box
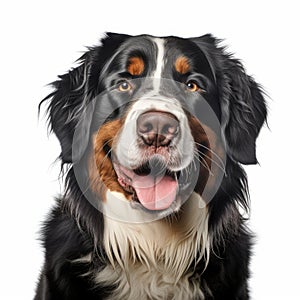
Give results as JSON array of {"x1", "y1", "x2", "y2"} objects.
[{"x1": 95, "y1": 192, "x2": 210, "y2": 300}]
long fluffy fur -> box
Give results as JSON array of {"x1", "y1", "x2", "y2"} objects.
[
  {"x1": 94, "y1": 192, "x2": 209, "y2": 299},
  {"x1": 35, "y1": 33, "x2": 267, "y2": 300}
]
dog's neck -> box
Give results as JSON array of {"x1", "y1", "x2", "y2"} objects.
[
  {"x1": 101, "y1": 191, "x2": 210, "y2": 280},
  {"x1": 92, "y1": 192, "x2": 210, "y2": 299}
]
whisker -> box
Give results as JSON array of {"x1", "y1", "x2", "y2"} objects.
[
  {"x1": 195, "y1": 148, "x2": 226, "y2": 174},
  {"x1": 96, "y1": 138, "x2": 115, "y2": 155},
  {"x1": 185, "y1": 162, "x2": 193, "y2": 177},
  {"x1": 97, "y1": 148, "x2": 113, "y2": 168},
  {"x1": 194, "y1": 142, "x2": 225, "y2": 167},
  {"x1": 193, "y1": 151, "x2": 214, "y2": 176}
]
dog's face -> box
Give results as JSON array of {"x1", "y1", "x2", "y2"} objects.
[
  {"x1": 92, "y1": 35, "x2": 220, "y2": 213},
  {"x1": 44, "y1": 33, "x2": 266, "y2": 219}
]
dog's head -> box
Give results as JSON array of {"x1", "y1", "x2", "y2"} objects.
[{"x1": 42, "y1": 33, "x2": 266, "y2": 219}]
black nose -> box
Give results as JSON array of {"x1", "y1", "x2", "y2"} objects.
[{"x1": 137, "y1": 111, "x2": 179, "y2": 147}]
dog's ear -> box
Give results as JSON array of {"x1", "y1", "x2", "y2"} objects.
[
  {"x1": 192, "y1": 34, "x2": 267, "y2": 164},
  {"x1": 221, "y1": 69, "x2": 267, "y2": 164},
  {"x1": 40, "y1": 33, "x2": 129, "y2": 164},
  {"x1": 40, "y1": 57, "x2": 91, "y2": 163}
]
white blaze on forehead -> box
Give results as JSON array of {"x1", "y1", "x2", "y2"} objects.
[{"x1": 152, "y1": 38, "x2": 165, "y2": 92}]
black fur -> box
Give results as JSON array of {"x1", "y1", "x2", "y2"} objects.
[{"x1": 36, "y1": 33, "x2": 267, "y2": 299}]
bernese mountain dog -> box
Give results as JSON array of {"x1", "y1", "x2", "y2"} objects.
[{"x1": 35, "y1": 33, "x2": 267, "y2": 300}]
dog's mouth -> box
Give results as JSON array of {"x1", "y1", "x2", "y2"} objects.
[{"x1": 113, "y1": 157, "x2": 179, "y2": 211}]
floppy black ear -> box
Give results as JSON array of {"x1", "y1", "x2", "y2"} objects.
[
  {"x1": 222, "y1": 68, "x2": 267, "y2": 164},
  {"x1": 40, "y1": 33, "x2": 129, "y2": 164},
  {"x1": 40, "y1": 54, "x2": 93, "y2": 163},
  {"x1": 192, "y1": 34, "x2": 267, "y2": 164}
]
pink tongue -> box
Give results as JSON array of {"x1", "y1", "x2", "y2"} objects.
[{"x1": 132, "y1": 174, "x2": 178, "y2": 211}]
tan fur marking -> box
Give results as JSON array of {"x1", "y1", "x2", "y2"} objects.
[
  {"x1": 127, "y1": 57, "x2": 145, "y2": 76},
  {"x1": 188, "y1": 115, "x2": 226, "y2": 202},
  {"x1": 88, "y1": 119, "x2": 131, "y2": 201},
  {"x1": 175, "y1": 56, "x2": 190, "y2": 74},
  {"x1": 188, "y1": 115, "x2": 212, "y2": 195}
]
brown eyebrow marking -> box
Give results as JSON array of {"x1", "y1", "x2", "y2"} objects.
[
  {"x1": 175, "y1": 56, "x2": 190, "y2": 74},
  {"x1": 127, "y1": 57, "x2": 145, "y2": 76}
]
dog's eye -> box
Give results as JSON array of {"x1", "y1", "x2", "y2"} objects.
[
  {"x1": 186, "y1": 81, "x2": 201, "y2": 92},
  {"x1": 118, "y1": 81, "x2": 132, "y2": 92}
]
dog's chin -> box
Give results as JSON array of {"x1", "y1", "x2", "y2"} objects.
[{"x1": 112, "y1": 155, "x2": 183, "y2": 214}]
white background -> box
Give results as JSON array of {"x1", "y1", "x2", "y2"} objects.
[{"x1": 0, "y1": 1, "x2": 299, "y2": 299}]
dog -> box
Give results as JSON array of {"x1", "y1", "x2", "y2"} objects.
[{"x1": 35, "y1": 33, "x2": 267, "y2": 300}]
